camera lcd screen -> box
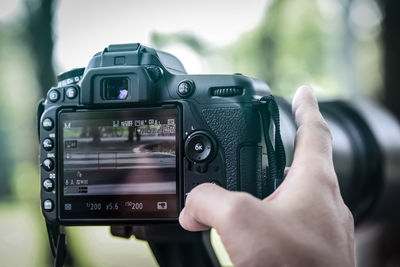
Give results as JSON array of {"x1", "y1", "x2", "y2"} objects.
[{"x1": 59, "y1": 108, "x2": 179, "y2": 220}]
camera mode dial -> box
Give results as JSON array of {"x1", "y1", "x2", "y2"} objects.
[{"x1": 57, "y1": 67, "x2": 85, "y2": 86}]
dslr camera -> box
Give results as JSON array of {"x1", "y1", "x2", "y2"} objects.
[{"x1": 38, "y1": 43, "x2": 284, "y2": 225}]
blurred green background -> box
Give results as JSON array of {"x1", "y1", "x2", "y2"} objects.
[{"x1": 0, "y1": 0, "x2": 398, "y2": 266}]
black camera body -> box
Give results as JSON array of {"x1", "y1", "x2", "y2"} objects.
[{"x1": 38, "y1": 43, "x2": 273, "y2": 225}]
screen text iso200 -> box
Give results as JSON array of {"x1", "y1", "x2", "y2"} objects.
[{"x1": 125, "y1": 201, "x2": 144, "y2": 210}]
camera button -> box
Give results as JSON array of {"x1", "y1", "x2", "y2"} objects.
[
  {"x1": 177, "y1": 80, "x2": 195, "y2": 98},
  {"x1": 42, "y1": 158, "x2": 54, "y2": 172},
  {"x1": 43, "y1": 179, "x2": 54, "y2": 192},
  {"x1": 194, "y1": 142, "x2": 205, "y2": 152},
  {"x1": 65, "y1": 87, "x2": 77, "y2": 99},
  {"x1": 185, "y1": 132, "x2": 215, "y2": 163},
  {"x1": 42, "y1": 138, "x2": 54, "y2": 151},
  {"x1": 43, "y1": 199, "x2": 54, "y2": 212},
  {"x1": 48, "y1": 89, "x2": 60, "y2": 102},
  {"x1": 195, "y1": 165, "x2": 208, "y2": 173},
  {"x1": 42, "y1": 118, "x2": 54, "y2": 131}
]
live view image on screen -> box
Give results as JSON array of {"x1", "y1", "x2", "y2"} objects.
[{"x1": 59, "y1": 108, "x2": 179, "y2": 219}]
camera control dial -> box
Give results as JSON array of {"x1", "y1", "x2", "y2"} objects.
[{"x1": 185, "y1": 131, "x2": 216, "y2": 163}]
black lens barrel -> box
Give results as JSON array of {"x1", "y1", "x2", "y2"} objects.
[{"x1": 277, "y1": 97, "x2": 400, "y2": 223}]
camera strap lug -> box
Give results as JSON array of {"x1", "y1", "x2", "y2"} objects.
[{"x1": 36, "y1": 99, "x2": 45, "y2": 142}]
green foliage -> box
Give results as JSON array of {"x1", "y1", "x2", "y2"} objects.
[
  {"x1": 0, "y1": 202, "x2": 48, "y2": 267},
  {"x1": 0, "y1": 8, "x2": 52, "y2": 266},
  {"x1": 231, "y1": 0, "x2": 333, "y2": 95},
  {"x1": 0, "y1": 0, "x2": 384, "y2": 266},
  {"x1": 12, "y1": 162, "x2": 40, "y2": 201},
  {"x1": 67, "y1": 227, "x2": 158, "y2": 267},
  {"x1": 151, "y1": 0, "x2": 382, "y2": 99}
]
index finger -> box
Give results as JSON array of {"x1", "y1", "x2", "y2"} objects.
[{"x1": 291, "y1": 86, "x2": 334, "y2": 171}]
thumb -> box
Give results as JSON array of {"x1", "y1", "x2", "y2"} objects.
[{"x1": 179, "y1": 183, "x2": 260, "y2": 231}]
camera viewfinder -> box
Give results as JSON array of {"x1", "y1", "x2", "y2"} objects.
[{"x1": 103, "y1": 78, "x2": 129, "y2": 100}]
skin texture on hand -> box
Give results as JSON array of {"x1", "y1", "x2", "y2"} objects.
[{"x1": 179, "y1": 86, "x2": 355, "y2": 267}]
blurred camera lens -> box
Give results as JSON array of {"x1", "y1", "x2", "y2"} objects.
[{"x1": 103, "y1": 78, "x2": 129, "y2": 100}]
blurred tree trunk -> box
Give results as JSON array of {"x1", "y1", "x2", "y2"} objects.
[
  {"x1": 24, "y1": 0, "x2": 57, "y2": 98},
  {"x1": 380, "y1": 0, "x2": 400, "y2": 121},
  {"x1": 23, "y1": 1, "x2": 66, "y2": 266},
  {"x1": 0, "y1": 125, "x2": 11, "y2": 198}
]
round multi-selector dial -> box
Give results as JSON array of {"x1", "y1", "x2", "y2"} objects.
[{"x1": 185, "y1": 131, "x2": 217, "y2": 163}]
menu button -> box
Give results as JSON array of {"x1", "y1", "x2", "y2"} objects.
[{"x1": 42, "y1": 118, "x2": 54, "y2": 131}]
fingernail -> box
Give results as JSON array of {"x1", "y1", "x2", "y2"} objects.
[
  {"x1": 299, "y1": 85, "x2": 315, "y2": 97},
  {"x1": 292, "y1": 85, "x2": 317, "y2": 114}
]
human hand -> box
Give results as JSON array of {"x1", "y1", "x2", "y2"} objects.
[{"x1": 179, "y1": 86, "x2": 355, "y2": 267}]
